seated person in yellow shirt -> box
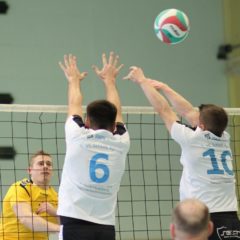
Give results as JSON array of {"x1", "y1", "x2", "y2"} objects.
[{"x1": 0, "y1": 150, "x2": 59, "y2": 240}]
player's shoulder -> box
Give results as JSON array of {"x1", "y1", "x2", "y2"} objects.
[
  {"x1": 222, "y1": 130, "x2": 230, "y2": 140},
  {"x1": 7, "y1": 178, "x2": 32, "y2": 197},
  {"x1": 19, "y1": 178, "x2": 32, "y2": 187},
  {"x1": 114, "y1": 122, "x2": 128, "y2": 136},
  {"x1": 10, "y1": 178, "x2": 32, "y2": 188},
  {"x1": 171, "y1": 121, "x2": 199, "y2": 144},
  {"x1": 176, "y1": 121, "x2": 197, "y2": 130},
  {"x1": 72, "y1": 115, "x2": 84, "y2": 127},
  {"x1": 66, "y1": 115, "x2": 84, "y2": 127},
  {"x1": 172, "y1": 121, "x2": 197, "y2": 135}
]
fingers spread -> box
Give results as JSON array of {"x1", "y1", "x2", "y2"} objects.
[
  {"x1": 108, "y1": 51, "x2": 114, "y2": 65},
  {"x1": 102, "y1": 53, "x2": 107, "y2": 66},
  {"x1": 68, "y1": 54, "x2": 73, "y2": 65},
  {"x1": 117, "y1": 64, "x2": 124, "y2": 72},
  {"x1": 69, "y1": 54, "x2": 77, "y2": 66},
  {"x1": 123, "y1": 73, "x2": 131, "y2": 80},
  {"x1": 113, "y1": 55, "x2": 119, "y2": 66},
  {"x1": 129, "y1": 66, "x2": 138, "y2": 71},
  {"x1": 92, "y1": 65, "x2": 99, "y2": 74},
  {"x1": 59, "y1": 62, "x2": 66, "y2": 72},
  {"x1": 81, "y1": 72, "x2": 88, "y2": 78},
  {"x1": 64, "y1": 55, "x2": 69, "y2": 68}
]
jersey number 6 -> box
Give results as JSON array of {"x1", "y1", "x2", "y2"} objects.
[{"x1": 89, "y1": 153, "x2": 110, "y2": 183}]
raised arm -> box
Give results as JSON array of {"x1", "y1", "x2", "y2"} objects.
[
  {"x1": 13, "y1": 202, "x2": 59, "y2": 232},
  {"x1": 92, "y1": 52, "x2": 124, "y2": 123},
  {"x1": 59, "y1": 54, "x2": 88, "y2": 117},
  {"x1": 124, "y1": 67, "x2": 179, "y2": 133},
  {"x1": 148, "y1": 79, "x2": 199, "y2": 127}
]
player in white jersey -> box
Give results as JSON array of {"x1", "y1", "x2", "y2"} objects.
[
  {"x1": 58, "y1": 52, "x2": 130, "y2": 240},
  {"x1": 124, "y1": 66, "x2": 240, "y2": 240}
]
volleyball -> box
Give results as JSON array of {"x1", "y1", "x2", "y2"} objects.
[{"x1": 154, "y1": 8, "x2": 190, "y2": 45}]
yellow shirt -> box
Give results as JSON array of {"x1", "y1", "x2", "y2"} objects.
[{"x1": 0, "y1": 178, "x2": 58, "y2": 240}]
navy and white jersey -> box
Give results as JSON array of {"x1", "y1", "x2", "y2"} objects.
[
  {"x1": 171, "y1": 121, "x2": 237, "y2": 213},
  {"x1": 57, "y1": 115, "x2": 130, "y2": 225}
]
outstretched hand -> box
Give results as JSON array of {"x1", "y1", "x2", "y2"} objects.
[
  {"x1": 59, "y1": 54, "x2": 87, "y2": 83},
  {"x1": 92, "y1": 52, "x2": 124, "y2": 83},
  {"x1": 123, "y1": 66, "x2": 147, "y2": 84}
]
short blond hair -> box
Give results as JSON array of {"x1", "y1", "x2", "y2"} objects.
[
  {"x1": 29, "y1": 150, "x2": 52, "y2": 166},
  {"x1": 172, "y1": 199, "x2": 210, "y2": 236}
]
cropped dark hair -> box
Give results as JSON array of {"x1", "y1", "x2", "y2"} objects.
[
  {"x1": 87, "y1": 100, "x2": 117, "y2": 130},
  {"x1": 199, "y1": 104, "x2": 228, "y2": 137}
]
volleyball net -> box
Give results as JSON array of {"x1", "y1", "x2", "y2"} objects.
[{"x1": 0, "y1": 104, "x2": 239, "y2": 240}]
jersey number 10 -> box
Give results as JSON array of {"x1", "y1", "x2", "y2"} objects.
[{"x1": 203, "y1": 148, "x2": 233, "y2": 176}]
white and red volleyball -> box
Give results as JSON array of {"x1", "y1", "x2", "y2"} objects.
[{"x1": 154, "y1": 9, "x2": 190, "y2": 45}]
